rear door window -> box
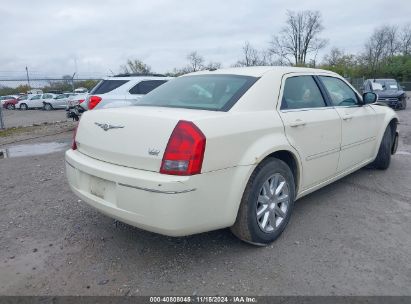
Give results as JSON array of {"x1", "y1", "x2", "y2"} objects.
[
  {"x1": 129, "y1": 80, "x2": 168, "y2": 95},
  {"x1": 281, "y1": 76, "x2": 326, "y2": 110},
  {"x1": 90, "y1": 80, "x2": 129, "y2": 94},
  {"x1": 30, "y1": 95, "x2": 42, "y2": 100}
]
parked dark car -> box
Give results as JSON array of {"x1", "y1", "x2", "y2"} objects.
[{"x1": 362, "y1": 79, "x2": 407, "y2": 109}]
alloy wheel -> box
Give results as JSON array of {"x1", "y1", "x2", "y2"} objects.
[{"x1": 256, "y1": 173, "x2": 290, "y2": 233}]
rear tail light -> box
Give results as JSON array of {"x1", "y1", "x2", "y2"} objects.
[
  {"x1": 160, "y1": 121, "x2": 206, "y2": 176},
  {"x1": 71, "y1": 126, "x2": 78, "y2": 150},
  {"x1": 78, "y1": 99, "x2": 85, "y2": 104},
  {"x1": 88, "y1": 96, "x2": 102, "y2": 110}
]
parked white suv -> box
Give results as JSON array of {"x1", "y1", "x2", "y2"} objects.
[
  {"x1": 66, "y1": 67, "x2": 399, "y2": 245},
  {"x1": 86, "y1": 74, "x2": 171, "y2": 110}
]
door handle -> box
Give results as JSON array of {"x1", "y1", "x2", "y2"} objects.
[
  {"x1": 342, "y1": 114, "x2": 353, "y2": 121},
  {"x1": 289, "y1": 119, "x2": 306, "y2": 127}
]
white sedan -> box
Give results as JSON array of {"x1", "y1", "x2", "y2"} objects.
[
  {"x1": 16, "y1": 93, "x2": 56, "y2": 110},
  {"x1": 43, "y1": 93, "x2": 72, "y2": 110},
  {"x1": 65, "y1": 67, "x2": 399, "y2": 245}
]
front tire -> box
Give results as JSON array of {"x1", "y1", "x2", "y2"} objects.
[
  {"x1": 6, "y1": 104, "x2": 15, "y2": 110},
  {"x1": 231, "y1": 158, "x2": 296, "y2": 245},
  {"x1": 370, "y1": 126, "x2": 392, "y2": 170},
  {"x1": 399, "y1": 98, "x2": 407, "y2": 110},
  {"x1": 20, "y1": 103, "x2": 28, "y2": 110}
]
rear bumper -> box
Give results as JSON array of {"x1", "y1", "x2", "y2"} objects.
[{"x1": 65, "y1": 149, "x2": 252, "y2": 236}]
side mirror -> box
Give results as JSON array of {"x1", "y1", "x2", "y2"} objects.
[{"x1": 362, "y1": 92, "x2": 378, "y2": 104}]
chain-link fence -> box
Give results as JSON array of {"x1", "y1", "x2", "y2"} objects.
[
  {"x1": 0, "y1": 104, "x2": 4, "y2": 129},
  {"x1": 0, "y1": 78, "x2": 101, "y2": 96},
  {"x1": 0, "y1": 78, "x2": 101, "y2": 129}
]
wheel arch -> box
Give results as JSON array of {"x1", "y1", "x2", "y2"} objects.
[
  {"x1": 388, "y1": 117, "x2": 398, "y2": 138},
  {"x1": 372, "y1": 111, "x2": 399, "y2": 159},
  {"x1": 260, "y1": 150, "x2": 301, "y2": 194}
]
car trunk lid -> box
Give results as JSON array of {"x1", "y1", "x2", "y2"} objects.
[{"x1": 75, "y1": 106, "x2": 218, "y2": 172}]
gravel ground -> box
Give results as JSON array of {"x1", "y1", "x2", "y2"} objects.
[
  {"x1": 1, "y1": 108, "x2": 71, "y2": 129},
  {"x1": 0, "y1": 107, "x2": 410, "y2": 296}
]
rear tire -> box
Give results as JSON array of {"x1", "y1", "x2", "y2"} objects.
[
  {"x1": 6, "y1": 104, "x2": 15, "y2": 110},
  {"x1": 370, "y1": 126, "x2": 392, "y2": 170},
  {"x1": 20, "y1": 103, "x2": 28, "y2": 110},
  {"x1": 44, "y1": 103, "x2": 53, "y2": 111},
  {"x1": 231, "y1": 158, "x2": 296, "y2": 246}
]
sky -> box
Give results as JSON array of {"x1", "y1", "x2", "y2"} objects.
[{"x1": 1, "y1": 0, "x2": 411, "y2": 78}]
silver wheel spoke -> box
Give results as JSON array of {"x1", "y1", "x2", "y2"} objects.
[
  {"x1": 261, "y1": 212, "x2": 269, "y2": 228},
  {"x1": 263, "y1": 181, "x2": 271, "y2": 197},
  {"x1": 274, "y1": 207, "x2": 286, "y2": 218},
  {"x1": 257, "y1": 204, "x2": 268, "y2": 218},
  {"x1": 275, "y1": 181, "x2": 285, "y2": 196},
  {"x1": 278, "y1": 194, "x2": 289, "y2": 203},
  {"x1": 270, "y1": 175, "x2": 279, "y2": 194},
  {"x1": 258, "y1": 195, "x2": 269, "y2": 204}
]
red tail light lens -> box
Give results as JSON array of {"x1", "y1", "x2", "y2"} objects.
[
  {"x1": 88, "y1": 96, "x2": 102, "y2": 110},
  {"x1": 71, "y1": 126, "x2": 78, "y2": 150},
  {"x1": 78, "y1": 99, "x2": 85, "y2": 104},
  {"x1": 160, "y1": 121, "x2": 206, "y2": 176}
]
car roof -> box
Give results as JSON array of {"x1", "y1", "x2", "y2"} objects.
[
  {"x1": 367, "y1": 78, "x2": 396, "y2": 81},
  {"x1": 102, "y1": 76, "x2": 172, "y2": 81},
  {"x1": 104, "y1": 74, "x2": 172, "y2": 81},
  {"x1": 187, "y1": 66, "x2": 337, "y2": 77}
]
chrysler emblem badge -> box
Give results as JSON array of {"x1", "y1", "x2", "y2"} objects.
[
  {"x1": 148, "y1": 148, "x2": 160, "y2": 156},
  {"x1": 95, "y1": 122, "x2": 125, "y2": 131}
]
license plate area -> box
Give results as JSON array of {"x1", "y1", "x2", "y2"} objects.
[{"x1": 89, "y1": 175, "x2": 115, "y2": 200}]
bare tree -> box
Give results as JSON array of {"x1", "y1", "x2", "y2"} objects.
[
  {"x1": 270, "y1": 10, "x2": 327, "y2": 66},
  {"x1": 234, "y1": 41, "x2": 271, "y2": 67},
  {"x1": 363, "y1": 27, "x2": 387, "y2": 72},
  {"x1": 323, "y1": 47, "x2": 344, "y2": 66},
  {"x1": 173, "y1": 51, "x2": 221, "y2": 75},
  {"x1": 385, "y1": 25, "x2": 400, "y2": 57},
  {"x1": 323, "y1": 48, "x2": 356, "y2": 66},
  {"x1": 362, "y1": 25, "x2": 402, "y2": 73},
  {"x1": 186, "y1": 51, "x2": 205, "y2": 72},
  {"x1": 400, "y1": 23, "x2": 411, "y2": 55},
  {"x1": 120, "y1": 59, "x2": 151, "y2": 74},
  {"x1": 205, "y1": 61, "x2": 222, "y2": 70}
]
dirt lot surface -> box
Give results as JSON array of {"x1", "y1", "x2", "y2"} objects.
[
  {"x1": 1, "y1": 108, "x2": 70, "y2": 129},
  {"x1": 0, "y1": 107, "x2": 410, "y2": 296}
]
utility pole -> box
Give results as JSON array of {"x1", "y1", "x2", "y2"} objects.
[
  {"x1": 71, "y1": 72, "x2": 76, "y2": 92},
  {"x1": 0, "y1": 103, "x2": 4, "y2": 129},
  {"x1": 25, "y1": 66, "x2": 31, "y2": 89}
]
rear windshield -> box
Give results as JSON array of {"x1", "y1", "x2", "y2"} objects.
[
  {"x1": 129, "y1": 80, "x2": 168, "y2": 95},
  {"x1": 135, "y1": 75, "x2": 258, "y2": 111},
  {"x1": 90, "y1": 80, "x2": 129, "y2": 94}
]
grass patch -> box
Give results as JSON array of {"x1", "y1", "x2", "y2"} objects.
[{"x1": 0, "y1": 126, "x2": 38, "y2": 137}]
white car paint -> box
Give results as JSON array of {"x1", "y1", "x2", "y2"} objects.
[
  {"x1": 65, "y1": 66, "x2": 398, "y2": 238},
  {"x1": 15, "y1": 93, "x2": 58, "y2": 109},
  {"x1": 87, "y1": 75, "x2": 172, "y2": 110},
  {"x1": 16, "y1": 94, "x2": 43, "y2": 109},
  {"x1": 44, "y1": 94, "x2": 71, "y2": 109}
]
